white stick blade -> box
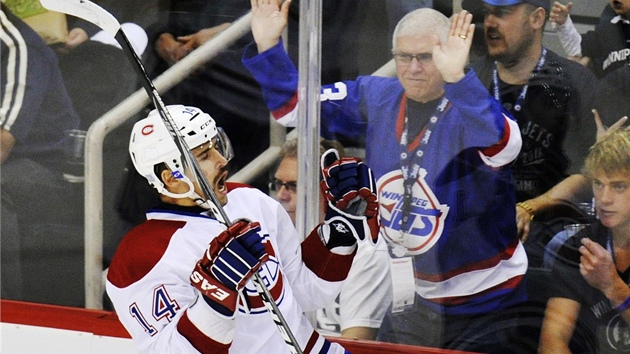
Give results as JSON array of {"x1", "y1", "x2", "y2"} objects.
[{"x1": 39, "y1": 0, "x2": 120, "y2": 37}]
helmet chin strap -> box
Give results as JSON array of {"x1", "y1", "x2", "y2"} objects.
[
  {"x1": 159, "y1": 176, "x2": 225, "y2": 222},
  {"x1": 159, "y1": 175, "x2": 197, "y2": 200},
  {"x1": 193, "y1": 196, "x2": 225, "y2": 223}
]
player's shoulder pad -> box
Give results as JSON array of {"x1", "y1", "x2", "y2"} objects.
[{"x1": 107, "y1": 219, "x2": 185, "y2": 288}]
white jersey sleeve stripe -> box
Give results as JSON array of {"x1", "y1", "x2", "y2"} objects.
[
  {"x1": 415, "y1": 241, "x2": 527, "y2": 299},
  {"x1": 181, "y1": 295, "x2": 235, "y2": 345}
]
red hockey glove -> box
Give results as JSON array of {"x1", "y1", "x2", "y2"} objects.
[
  {"x1": 319, "y1": 149, "x2": 379, "y2": 245},
  {"x1": 320, "y1": 149, "x2": 378, "y2": 219},
  {"x1": 190, "y1": 219, "x2": 271, "y2": 317}
]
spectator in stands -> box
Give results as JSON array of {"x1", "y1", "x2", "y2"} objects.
[
  {"x1": 52, "y1": 0, "x2": 151, "y2": 55},
  {"x1": 477, "y1": 0, "x2": 602, "y2": 204},
  {"x1": 271, "y1": 138, "x2": 391, "y2": 340},
  {"x1": 51, "y1": 1, "x2": 148, "y2": 128},
  {"x1": 550, "y1": 0, "x2": 630, "y2": 78},
  {"x1": 475, "y1": 0, "x2": 612, "y2": 247},
  {"x1": 146, "y1": 1, "x2": 364, "y2": 181},
  {"x1": 0, "y1": 4, "x2": 81, "y2": 299},
  {"x1": 539, "y1": 128, "x2": 630, "y2": 353},
  {"x1": 512, "y1": 112, "x2": 629, "y2": 240},
  {"x1": 244, "y1": 2, "x2": 527, "y2": 351},
  {"x1": 507, "y1": 59, "x2": 630, "y2": 241}
]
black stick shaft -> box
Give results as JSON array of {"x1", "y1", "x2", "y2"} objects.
[{"x1": 114, "y1": 28, "x2": 303, "y2": 354}]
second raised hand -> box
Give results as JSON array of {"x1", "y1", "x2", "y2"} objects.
[
  {"x1": 250, "y1": 0, "x2": 291, "y2": 53},
  {"x1": 432, "y1": 10, "x2": 474, "y2": 83}
]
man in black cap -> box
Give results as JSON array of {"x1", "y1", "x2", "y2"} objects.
[
  {"x1": 482, "y1": 0, "x2": 550, "y2": 11},
  {"x1": 474, "y1": 0, "x2": 612, "y2": 248},
  {"x1": 472, "y1": 2, "x2": 617, "y2": 350}
]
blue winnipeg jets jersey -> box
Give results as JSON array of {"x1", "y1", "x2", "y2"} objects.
[{"x1": 243, "y1": 42, "x2": 528, "y2": 315}]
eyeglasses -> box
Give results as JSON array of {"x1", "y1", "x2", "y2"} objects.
[
  {"x1": 268, "y1": 178, "x2": 297, "y2": 193},
  {"x1": 392, "y1": 52, "x2": 433, "y2": 66}
]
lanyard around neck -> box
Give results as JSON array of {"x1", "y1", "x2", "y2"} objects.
[
  {"x1": 492, "y1": 48, "x2": 547, "y2": 112},
  {"x1": 398, "y1": 96, "x2": 450, "y2": 234}
]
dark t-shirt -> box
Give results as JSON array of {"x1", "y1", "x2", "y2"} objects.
[
  {"x1": 582, "y1": 5, "x2": 630, "y2": 79},
  {"x1": 598, "y1": 63, "x2": 630, "y2": 122},
  {"x1": 551, "y1": 222, "x2": 630, "y2": 353},
  {"x1": 473, "y1": 50, "x2": 605, "y2": 201}
]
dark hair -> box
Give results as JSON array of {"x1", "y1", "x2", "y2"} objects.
[{"x1": 154, "y1": 163, "x2": 170, "y2": 184}]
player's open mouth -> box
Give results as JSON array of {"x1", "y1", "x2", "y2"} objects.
[{"x1": 216, "y1": 171, "x2": 228, "y2": 194}]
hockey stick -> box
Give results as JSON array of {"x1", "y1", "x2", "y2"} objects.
[{"x1": 39, "y1": 1, "x2": 302, "y2": 352}]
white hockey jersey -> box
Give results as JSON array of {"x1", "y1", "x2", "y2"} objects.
[
  {"x1": 315, "y1": 235, "x2": 391, "y2": 336},
  {"x1": 106, "y1": 186, "x2": 351, "y2": 353}
]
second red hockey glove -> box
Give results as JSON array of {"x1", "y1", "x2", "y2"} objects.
[
  {"x1": 320, "y1": 149, "x2": 378, "y2": 218},
  {"x1": 190, "y1": 219, "x2": 271, "y2": 317},
  {"x1": 320, "y1": 149, "x2": 379, "y2": 245}
]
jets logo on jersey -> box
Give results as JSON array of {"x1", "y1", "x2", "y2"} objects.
[{"x1": 377, "y1": 169, "x2": 449, "y2": 255}]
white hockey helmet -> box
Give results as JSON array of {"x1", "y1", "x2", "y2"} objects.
[{"x1": 129, "y1": 105, "x2": 233, "y2": 200}]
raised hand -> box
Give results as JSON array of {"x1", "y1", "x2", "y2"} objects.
[
  {"x1": 432, "y1": 10, "x2": 474, "y2": 83},
  {"x1": 593, "y1": 109, "x2": 629, "y2": 142},
  {"x1": 319, "y1": 149, "x2": 379, "y2": 247},
  {"x1": 320, "y1": 149, "x2": 378, "y2": 219},
  {"x1": 550, "y1": 1, "x2": 572, "y2": 26},
  {"x1": 190, "y1": 219, "x2": 271, "y2": 317},
  {"x1": 579, "y1": 238, "x2": 618, "y2": 295},
  {"x1": 250, "y1": 0, "x2": 291, "y2": 53}
]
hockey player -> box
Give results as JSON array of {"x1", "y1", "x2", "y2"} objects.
[
  {"x1": 106, "y1": 104, "x2": 378, "y2": 353},
  {"x1": 243, "y1": 2, "x2": 526, "y2": 352}
]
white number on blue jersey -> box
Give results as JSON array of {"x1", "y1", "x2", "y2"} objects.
[{"x1": 320, "y1": 82, "x2": 348, "y2": 102}]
